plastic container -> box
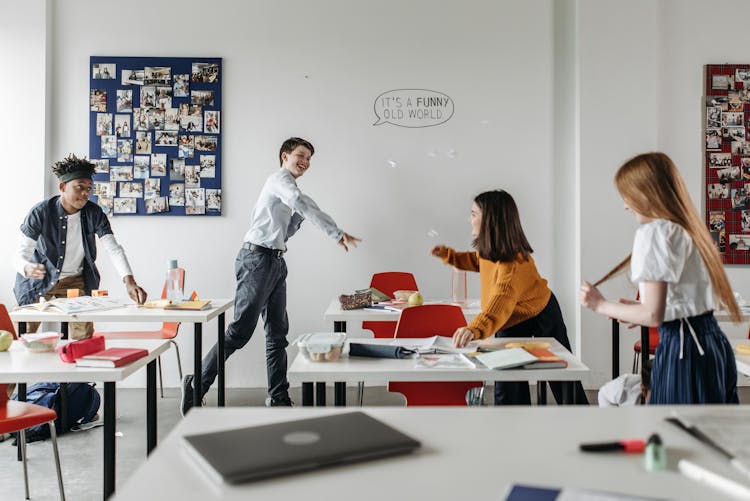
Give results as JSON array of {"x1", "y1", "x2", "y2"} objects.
[
  {"x1": 20, "y1": 332, "x2": 61, "y2": 352},
  {"x1": 451, "y1": 268, "x2": 467, "y2": 305},
  {"x1": 393, "y1": 290, "x2": 417, "y2": 302},
  {"x1": 165, "y1": 259, "x2": 182, "y2": 303},
  {"x1": 295, "y1": 332, "x2": 346, "y2": 362}
]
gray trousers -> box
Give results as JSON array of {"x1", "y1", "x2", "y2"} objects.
[{"x1": 200, "y1": 246, "x2": 290, "y2": 401}]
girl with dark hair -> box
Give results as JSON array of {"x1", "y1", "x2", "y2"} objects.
[{"x1": 431, "y1": 190, "x2": 587, "y2": 405}]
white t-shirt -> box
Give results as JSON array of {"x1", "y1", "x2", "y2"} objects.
[{"x1": 630, "y1": 219, "x2": 713, "y2": 321}]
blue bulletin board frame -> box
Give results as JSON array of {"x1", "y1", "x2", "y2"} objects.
[{"x1": 89, "y1": 56, "x2": 222, "y2": 216}]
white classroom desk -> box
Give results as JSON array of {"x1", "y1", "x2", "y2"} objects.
[
  {"x1": 10, "y1": 298, "x2": 234, "y2": 411},
  {"x1": 289, "y1": 337, "x2": 590, "y2": 406},
  {"x1": 733, "y1": 338, "x2": 750, "y2": 377},
  {"x1": 112, "y1": 405, "x2": 750, "y2": 501},
  {"x1": 0, "y1": 339, "x2": 169, "y2": 500}
]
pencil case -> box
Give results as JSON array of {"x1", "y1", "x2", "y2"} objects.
[
  {"x1": 57, "y1": 336, "x2": 105, "y2": 363},
  {"x1": 348, "y1": 343, "x2": 415, "y2": 359},
  {"x1": 338, "y1": 291, "x2": 372, "y2": 310}
]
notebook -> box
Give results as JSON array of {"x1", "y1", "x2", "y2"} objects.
[
  {"x1": 75, "y1": 347, "x2": 148, "y2": 368},
  {"x1": 183, "y1": 411, "x2": 421, "y2": 484},
  {"x1": 474, "y1": 347, "x2": 538, "y2": 370}
]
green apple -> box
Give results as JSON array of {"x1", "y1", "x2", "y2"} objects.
[
  {"x1": 0, "y1": 330, "x2": 13, "y2": 351},
  {"x1": 408, "y1": 292, "x2": 424, "y2": 306}
]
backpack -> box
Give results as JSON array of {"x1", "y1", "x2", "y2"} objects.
[{"x1": 12, "y1": 382, "x2": 101, "y2": 442}]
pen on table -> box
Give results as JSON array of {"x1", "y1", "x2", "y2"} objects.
[
  {"x1": 580, "y1": 439, "x2": 646, "y2": 453},
  {"x1": 666, "y1": 411, "x2": 750, "y2": 482},
  {"x1": 678, "y1": 459, "x2": 750, "y2": 500}
]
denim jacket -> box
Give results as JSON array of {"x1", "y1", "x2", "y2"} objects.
[{"x1": 14, "y1": 196, "x2": 113, "y2": 305}]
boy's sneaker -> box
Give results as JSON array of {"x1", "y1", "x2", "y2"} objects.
[
  {"x1": 181, "y1": 375, "x2": 194, "y2": 416},
  {"x1": 265, "y1": 396, "x2": 294, "y2": 407}
]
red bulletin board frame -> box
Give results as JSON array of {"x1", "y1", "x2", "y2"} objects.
[{"x1": 704, "y1": 64, "x2": 750, "y2": 264}]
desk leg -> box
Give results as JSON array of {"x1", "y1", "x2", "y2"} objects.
[
  {"x1": 612, "y1": 318, "x2": 620, "y2": 380},
  {"x1": 537, "y1": 382, "x2": 547, "y2": 406},
  {"x1": 59, "y1": 383, "x2": 69, "y2": 433},
  {"x1": 217, "y1": 313, "x2": 225, "y2": 407},
  {"x1": 334, "y1": 321, "x2": 346, "y2": 333},
  {"x1": 61, "y1": 322, "x2": 68, "y2": 340},
  {"x1": 103, "y1": 382, "x2": 116, "y2": 500},
  {"x1": 315, "y1": 382, "x2": 326, "y2": 406},
  {"x1": 334, "y1": 382, "x2": 346, "y2": 406},
  {"x1": 640, "y1": 326, "x2": 649, "y2": 376},
  {"x1": 17, "y1": 384, "x2": 26, "y2": 462},
  {"x1": 302, "y1": 383, "x2": 313, "y2": 406},
  {"x1": 562, "y1": 381, "x2": 570, "y2": 405},
  {"x1": 146, "y1": 360, "x2": 156, "y2": 455},
  {"x1": 193, "y1": 323, "x2": 202, "y2": 408}
]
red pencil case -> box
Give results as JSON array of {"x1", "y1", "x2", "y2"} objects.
[{"x1": 57, "y1": 336, "x2": 105, "y2": 363}]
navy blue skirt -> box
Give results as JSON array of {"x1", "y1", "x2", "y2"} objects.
[{"x1": 650, "y1": 312, "x2": 738, "y2": 405}]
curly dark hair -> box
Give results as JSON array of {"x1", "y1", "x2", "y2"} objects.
[{"x1": 51, "y1": 154, "x2": 95, "y2": 180}]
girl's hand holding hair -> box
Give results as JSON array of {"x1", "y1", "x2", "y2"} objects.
[{"x1": 579, "y1": 280, "x2": 605, "y2": 312}]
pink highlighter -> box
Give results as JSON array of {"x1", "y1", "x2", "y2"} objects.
[{"x1": 580, "y1": 439, "x2": 646, "y2": 453}]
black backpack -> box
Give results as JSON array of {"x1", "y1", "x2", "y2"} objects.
[{"x1": 12, "y1": 382, "x2": 100, "y2": 442}]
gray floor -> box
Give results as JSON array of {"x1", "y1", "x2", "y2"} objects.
[{"x1": 1, "y1": 385, "x2": 747, "y2": 501}]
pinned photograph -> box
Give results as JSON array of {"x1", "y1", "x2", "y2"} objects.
[
  {"x1": 722, "y1": 126, "x2": 745, "y2": 141},
  {"x1": 170, "y1": 158, "x2": 185, "y2": 180},
  {"x1": 706, "y1": 107, "x2": 721, "y2": 128},
  {"x1": 156, "y1": 86, "x2": 172, "y2": 110},
  {"x1": 164, "y1": 108, "x2": 180, "y2": 131},
  {"x1": 117, "y1": 139, "x2": 133, "y2": 162},
  {"x1": 708, "y1": 152, "x2": 731, "y2": 167},
  {"x1": 97, "y1": 195, "x2": 114, "y2": 215},
  {"x1": 712, "y1": 74, "x2": 735, "y2": 90},
  {"x1": 113, "y1": 198, "x2": 137, "y2": 214},
  {"x1": 711, "y1": 230, "x2": 726, "y2": 253},
  {"x1": 140, "y1": 86, "x2": 156, "y2": 108},
  {"x1": 199, "y1": 154, "x2": 215, "y2": 177},
  {"x1": 204, "y1": 110, "x2": 219, "y2": 133},
  {"x1": 707, "y1": 95, "x2": 729, "y2": 111},
  {"x1": 90, "y1": 89, "x2": 107, "y2": 111},
  {"x1": 133, "y1": 161, "x2": 149, "y2": 179},
  {"x1": 115, "y1": 114, "x2": 131, "y2": 138},
  {"x1": 169, "y1": 183, "x2": 185, "y2": 206},
  {"x1": 145, "y1": 178, "x2": 161, "y2": 199},
  {"x1": 742, "y1": 157, "x2": 750, "y2": 179},
  {"x1": 151, "y1": 153, "x2": 167, "y2": 176},
  {"x1": 722, "y1": 112, "x2": 744, "y2": 127},
  {"x1": 743, "y1": 210, "x2": 750, "y2": 232},
  {"x1": 174, "y1": 74, "x2": 190, "y2": 97},
  {"x1": 709, "y1": 211, "x2": 725, "y2": 232},
  {"x1": 185, "y1": 188, "x2": 206, "y2": 215},
  {"x1": 146, "y1": 196, "x2": 169, "y2": 214},
  {"x1": 178, "y1": 103, "x2": 190, "y2": 117},
  {"x1": 147, "y1": 108, "x2": 165, "y2": 130},
  {"x1": 94, "y1": 181, "x2": 113, "y2": 197},
  {"x1": 717, "y1": 166, "x2": 741, "y2": 184},
  {"x1": 110, "y1": 166, "x2": 134, "y2": 182},
  {"x1": 706, "y1": 128, "x2": 721, "y2": 150},
  {"x1": 195, "y1": 135, "x2": 217, "y2": 151},
  {"x1": 185, "y1": 165, "x2": 200, "y2": 188},
  {"x1": 728, "y1": 92, "x2": 743, "y2": 112},
  {"x1": 134, "y1": 155, "x2": 150, "y2": 175},
  {"x1": 191, "y1": 62, "x2": 219, "y2": 83},
  {"x1": 206, "y1": 189, "x2": 221, "y2": 211},
  {"x1": 191, "y1": 90, "x2": 214, "y2": 106},
  {"x1": 122, "y1": 69, "x2": 144, "y2": 86},
  {"x1": 144, "y1": 66, "x2": 171, "y2": 85},
  {"x1": 708, "y1": 183, "x2": 729, "y2": 199},
  {"x1": 119, "y1": 181, "x2": 143, "y2": 198},
  {"x1": 732, "y1": 140, "x2": 749, "y2": 155},
  {"x1": 116, "y1": 90, "x2": 133, "y2": 112},
  {"x1": 155, "y1": 131, "x2": 177, "y2": 146},
  {"x1": 180, "y1": 114, "x2": 202, "y2": 132},
  {"x1": 178, "y1": 134, "x2": 194, "y2": 158},
  {"x1": 101, "y1": 135, "x2": 117, "y2": 158},
  {"x1": 737, "y1": 68, "x2": 750, "y2": 84},
  {"x1": 93, "y1": 159, "x2": 110, "y2": 174},
  {"x1": 731, "y1": 188, "x2": 748, "y2": 210},
  {"x1": 729, "y1": 234, "x2": 750, "y2": 250},
  {"x1": 96, "y1": 113, "x2": 113, "y2": 136},
  {"x1": 133, "y1": 108, "x2": 148, "y2": 131},
  {"x1": 93, "y1": 63, "x2": 115, "y2": 80},
  {"x1": 135, "y1": 131, "x2": 152, "y2": 154}
]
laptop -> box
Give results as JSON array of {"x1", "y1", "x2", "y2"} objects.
[{"x1": 183, "y1": 411, "x2": 421, "y2": 484}]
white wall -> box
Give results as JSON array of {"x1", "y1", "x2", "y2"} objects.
[{"x1": 37, "y1": 0, "x2": 555, "y2": 388}]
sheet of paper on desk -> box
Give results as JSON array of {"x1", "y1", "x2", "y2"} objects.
[
  {"x1": 414, "y1": 354, "x2": 475, "y2": 369},
  {"x1": 390, "y1": 336, "x2": 479, "y2": 354},
  {"x1": 688, "y1": 411, "x2": 750, "y2": 462},
  {"x1": 20, "y1": 296, "x2": 128, "y2": 314}
]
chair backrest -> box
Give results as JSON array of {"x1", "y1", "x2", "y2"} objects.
[
  {"x1": 0, "y1": 304, "x2": 17, "y2": 339},
  {"x1": 370, "y1": 272, "x2": 418, "y2": 299},
  {"x1": 394, "y1": 304, "x2": 466, "y2": 338},
  {"x1": 160, "y1": 267, "x2": 186, "y2": 300}
]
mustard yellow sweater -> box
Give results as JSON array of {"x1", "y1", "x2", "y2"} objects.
[{"x1": 438, "y1": 247, "x2": 551, "y2": 340}]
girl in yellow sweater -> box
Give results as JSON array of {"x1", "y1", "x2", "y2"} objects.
[{"x1": 431, "y1": 190, "x2": 588, "y2": 405}]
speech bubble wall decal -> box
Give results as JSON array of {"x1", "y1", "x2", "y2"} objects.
[{"x1": 373, "y1": 89, "x2": 454, "y2": 128}]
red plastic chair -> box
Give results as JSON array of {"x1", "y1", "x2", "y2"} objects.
[
  {"x1": 387, "y1": 304, "x2": 483, "y2": 406},
  {"x1": 95, "y1": 268, "x2": 185, "y2": 397},
  {"x1": 362, "y1": 272, "x2": 418, "y2": 338}
]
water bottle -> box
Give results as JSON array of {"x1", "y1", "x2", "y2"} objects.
[
  {"x1": 451, "y1": 268, "x2": 467, "y2": 306},
  {"x1": 166, "y1": 259, "x2": 182, "y2": 303}
]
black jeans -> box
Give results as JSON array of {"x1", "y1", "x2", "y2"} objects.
[
  {"x1": 494, "y1": 293, "x2": 588, "y2": 405},
  {"x1": 200, "y1": 246, "x2": 290, "y2": 401}
]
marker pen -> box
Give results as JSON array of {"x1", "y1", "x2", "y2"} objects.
[{"x1": 580, "y1": 439, "x2": 646, "y2": 453}]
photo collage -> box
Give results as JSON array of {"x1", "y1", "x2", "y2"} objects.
[
  {"x1": 704, "y1": 64, "x2": 750, "y2": 263},
  {"x1": 89, "y1": 57, "x2": 222, "y2": 216}
]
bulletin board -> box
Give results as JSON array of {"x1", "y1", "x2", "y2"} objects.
[
  {"x1": 704, "y1": 64, "x2": 750, "y2": 264},
  {"x1": 89, "y1": 56, "x2": 222, "y2": 216}
]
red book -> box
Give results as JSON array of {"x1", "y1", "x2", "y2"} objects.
[
  {"x1": 75, "y1": 347, "x2": 149, "y2": 368},
  {"x1": 521, "y1": 347, "x2": 568, "y2": 369}
]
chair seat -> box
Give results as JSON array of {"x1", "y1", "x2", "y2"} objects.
[
  {"x1": 388, "y1": 381, "x2": 483, "y2": 406},
  {"x1": 0, "y1": 401, "x2": 56, "y2": 434}
]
